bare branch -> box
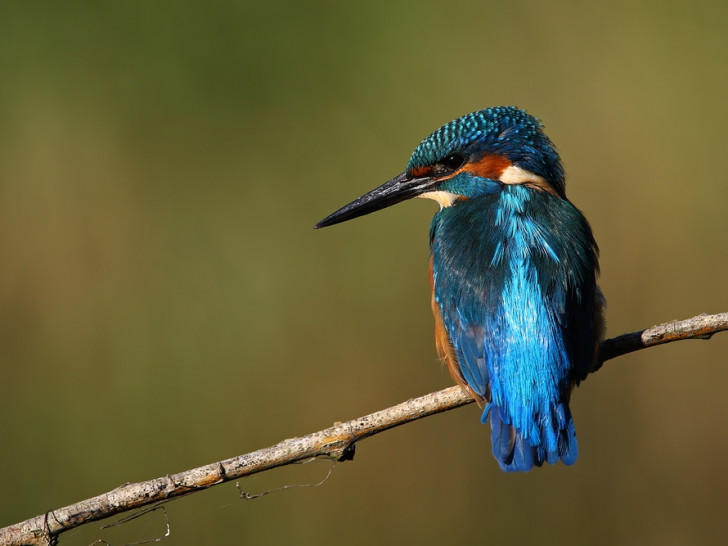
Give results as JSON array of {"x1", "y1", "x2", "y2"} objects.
[
  {"x1": 2, "y1": 312, "x2": 727, "y2": 546},
  {"x1": 597, "y1": 312, "x2": 728, "y2": 365}
]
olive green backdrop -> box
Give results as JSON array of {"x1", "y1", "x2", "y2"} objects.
[{"x1": 2, "y1": 1, "x2": 727, "y2": 545}]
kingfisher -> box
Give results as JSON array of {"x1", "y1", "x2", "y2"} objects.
[{"x1": 315, "y1": 106, "x2": 604, "y2": 472}]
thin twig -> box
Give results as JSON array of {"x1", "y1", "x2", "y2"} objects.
[{"x1": 1, "y1": 312, "x2": 726, "y2": 546}]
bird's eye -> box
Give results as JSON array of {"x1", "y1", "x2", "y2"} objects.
[{"x1": 439, "y1": 153, "x2": 466, "y2": 171}]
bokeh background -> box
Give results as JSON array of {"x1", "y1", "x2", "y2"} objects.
[{"x1": 2, "y1": 1, "x2": 727, "y2": 545}]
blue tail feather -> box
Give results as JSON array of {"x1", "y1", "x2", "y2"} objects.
[{"x1": 485, "y1": 403, "x2": 577, "y2": 472}]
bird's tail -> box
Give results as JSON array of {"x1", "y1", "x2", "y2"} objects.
[{"x1": 483, "y1": 403, "x2": 578, "y2": 472}]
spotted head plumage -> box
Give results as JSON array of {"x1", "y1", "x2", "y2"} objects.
[
  {"x1": 316, "y1": 106, "x2": 603, "y2": 472},
  {"x1": 407, "y1": 106, "x2": 566, "y2": 199}
]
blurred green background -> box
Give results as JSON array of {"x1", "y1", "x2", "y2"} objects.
[{"x1": 2, "y1": 1, "x2": 727, "y2": 544}]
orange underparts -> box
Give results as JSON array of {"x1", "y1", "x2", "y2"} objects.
[{"x1": 429, "y1": 257, "x2": 486, "y2": 406}]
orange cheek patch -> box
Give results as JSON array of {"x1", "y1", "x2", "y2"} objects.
[
  {"x1": 461, "y1": 154, "x2": 512, "y2": 179},
  {"x1": 410, "y1": 165, "x2": 433, "y2": 177}
]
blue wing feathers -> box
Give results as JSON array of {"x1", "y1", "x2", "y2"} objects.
[
  {"x1": 456, "y1": 321, "x2": 489, "y2": 394},
  {"x1": 431, "y1": 185, "x2": 598, "y2": 472}
]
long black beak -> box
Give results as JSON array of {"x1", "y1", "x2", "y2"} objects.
[{"x1": 314, "y1": 172, "x2": 436, "y2": 229}]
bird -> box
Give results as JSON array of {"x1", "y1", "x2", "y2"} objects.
[{"x1": 315, "y1": 106, "x2": 604, "y2": 472}]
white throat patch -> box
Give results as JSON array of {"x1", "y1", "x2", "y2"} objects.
[{"x1": 417, "y1": 190, "x2": 461, "y2": 209}]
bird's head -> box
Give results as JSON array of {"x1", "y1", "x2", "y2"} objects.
[{"x1": 315, "y1": 106, "x2": 565, "y2": 229}]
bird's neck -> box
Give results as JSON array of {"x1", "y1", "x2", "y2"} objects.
[{"x1": 430, "y1": 185, "x2": 545, "y2": 259}]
